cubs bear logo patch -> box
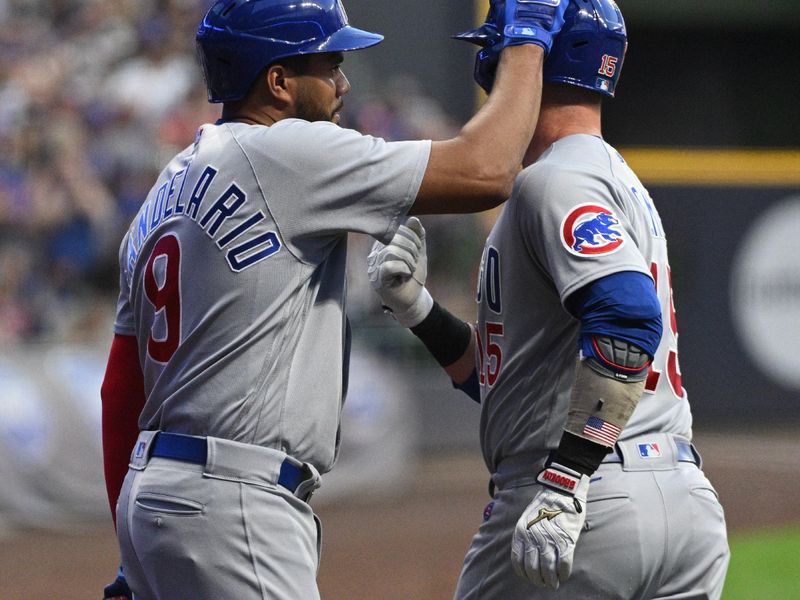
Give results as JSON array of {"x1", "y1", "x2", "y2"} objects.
[{"x1": 560, "y1": 203, "x2": 625, "y2": 256}]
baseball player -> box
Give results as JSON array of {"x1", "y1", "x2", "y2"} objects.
[
  {"x1": 368, "y1": 1, "x2": 730, "y2": 598},
  {"x1": 99, "y1": 0, "x2": 571, "y2": 598}
]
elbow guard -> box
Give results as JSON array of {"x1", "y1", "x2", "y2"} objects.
[{"x1": 583, "y1": 334, "x2": 651, "y2": 382}]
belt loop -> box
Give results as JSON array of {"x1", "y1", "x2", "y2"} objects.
[
  {"x1": 293, "y1": 463, "x2": 321, "y2": 502},
  {"x1": 129, "y1": 431, "x2": 158, "y2": 470},
  {"x1": 688, "y1": 443, "x2": 703, "y2": 470}
]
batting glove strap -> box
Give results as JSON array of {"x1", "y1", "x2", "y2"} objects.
[
  {"x1": 537, "y1": 464, "x2": 585, "y2": 501},
  {"x1": 511, "y1": 463, "x2": 590, "y2": 589},
  {"x1": 503, "y1": 27, "x2": 554, "y2": 53},
  {"x1": 501, "y1": 0, "x2": 568, "y2": 54}
]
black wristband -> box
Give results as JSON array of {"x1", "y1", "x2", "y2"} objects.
[
  {"x1": 410, "y1": 301, "x2": 472, "y2": 368},
  {"x1": 551, "y1": 431, "x2": 611, "y2": 477}
]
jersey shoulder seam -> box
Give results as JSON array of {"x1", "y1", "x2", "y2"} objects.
[{"x1": 225, "y1": 124, "x2": 312, "y2": 267}]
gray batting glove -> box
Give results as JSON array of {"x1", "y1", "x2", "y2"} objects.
[
  {"x1": 367, "y1": 217, "x2": 433, "y2": 328},
  {"x1": 511, "y1": 462, "x2": 590, "y2": 589}
]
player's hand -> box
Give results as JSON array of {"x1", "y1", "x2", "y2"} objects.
[
  {"x1": 454, "y1": 0, "x2": 568, "y2": 92},
  {"x1": 511, "y1": 462, "x2": 590, "y2": 589},
  {"x1": 367, "y1": 217, "x2": 433, "y2": 328},
  {"x1": 103, "y1": 565, "x2": 132, "y2": 599},
  {"x1": 454, "y1": 0, "x2": 568, "y2": 55}
]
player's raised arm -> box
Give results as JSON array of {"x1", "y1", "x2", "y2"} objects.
[
  {"x1": 411, "y1": 0, "x2": 568, "y2": 215},
  {"x1": 367, "y1": 217, "x2": 480, "y2": 401}
]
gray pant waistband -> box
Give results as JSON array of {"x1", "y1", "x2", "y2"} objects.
[{"x1": 602, "y1": 433, "x2": 701, "y2": 471}]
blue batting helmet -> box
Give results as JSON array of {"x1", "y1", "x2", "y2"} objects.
[
  {"x1": 544, "y1": 0, "x2": 627, "y2": 97},
  {"x1": 196, "y1": 0, "x2": 384, "y2": 103}
]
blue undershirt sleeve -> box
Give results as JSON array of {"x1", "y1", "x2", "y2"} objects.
[
  {"x1": 452, "y1": 368, "x2": 481, "y2": 404},
  {"x1": 565, "y1": 271, "x2": 663, "y2": 360}
]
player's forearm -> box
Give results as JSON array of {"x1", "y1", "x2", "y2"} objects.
[
  {"x1": 564, "y1": 360, "x2": 644, "y2": 443},
  {"x1": 462, "y1": 43, "x2": 544, "y2": 176},
  {"x1": 413, "y1": 45, "x2": 543, "y2": 214},
  {"x1": 101, "y1": 334, "x2": 146, "y2": 527},
  {"x1": 442, "y1": 331, "x2": 477, "y2": 385},
  {"x1": 551, "y1": 361, "x2": 645, "y2": 475},
  {"x1": 555, "y1": 272, "x2": 661, "y2": 473}
]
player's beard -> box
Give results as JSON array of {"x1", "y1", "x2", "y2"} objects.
[{"x1": 295, "y1": 87, "x2": 343, "y2": 124}]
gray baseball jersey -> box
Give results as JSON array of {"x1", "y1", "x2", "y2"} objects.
[
  {"x1": 475, "y1": 133, "x2": 692, "y2": 476},
  {"x1": 456, "y1": 134, "x2": 728, "y2": 599},
  {"x1": 113, "y1": 119, "x2": 430, "y2": 474}
]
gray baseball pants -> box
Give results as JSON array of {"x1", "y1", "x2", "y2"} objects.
[
  {"x1": 455, "y1": 433, "x2": 730, "y2": 599},
  {"x1": 116, "y1": 431, "x2": 322, "y2": 600}
]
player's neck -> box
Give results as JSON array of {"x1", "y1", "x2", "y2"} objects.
[
  {"x1": 219, "y1": 103, "x2": 281, "y2": 126},
  {"x1": 523, "y1": 103, "x2": 602, "y2": 167}
]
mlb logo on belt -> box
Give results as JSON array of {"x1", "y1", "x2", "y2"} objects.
[
  {"x1": 135, "y1": 441, "x2": 147, "y2": 459},
  {"x1": 638, "y1": 443, "x2": 661, "y2": 458},
  {"x1": 560, "y1": 203, "x2": 625, "y2": 257}
]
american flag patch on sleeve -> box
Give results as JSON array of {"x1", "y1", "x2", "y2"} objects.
[{"x1": 583, "y1": 416, "x2": 621, "y2": 446}]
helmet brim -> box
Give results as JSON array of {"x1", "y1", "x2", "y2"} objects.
[{"x1": 309, "y1": 25, "x2": 383, "y2": 54}]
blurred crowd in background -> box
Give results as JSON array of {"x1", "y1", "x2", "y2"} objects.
[{"x1": 0, "y1": 0, "x2": 481, "y2": 346}]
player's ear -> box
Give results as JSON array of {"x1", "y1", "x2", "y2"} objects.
[{"x1": 264, "y1": 64, "x2": 294, "y2": 106}]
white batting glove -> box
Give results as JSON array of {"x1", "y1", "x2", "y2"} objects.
[
  {"x1": 511, "y1": 462, "x2": 590, "y2": 589},
  {"x1": 367, "y1": 217, "x2": 433, "y2": 328}
]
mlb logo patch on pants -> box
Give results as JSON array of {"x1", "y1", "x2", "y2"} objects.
[{"x1": 638, "y1": 443, "x2": 662, "y2": 458}]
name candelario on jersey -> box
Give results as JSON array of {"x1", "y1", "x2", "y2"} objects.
[{"x1": 125, "y1": 164, "x2": 281, "y2": 281}]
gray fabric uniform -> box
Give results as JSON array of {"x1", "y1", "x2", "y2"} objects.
[
  {"x1": 455, "y1": 135, "x2": 729, "y2": 599},
  {"x1": 113, "y1": 119, "x2": 430, "y2": 599}
]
